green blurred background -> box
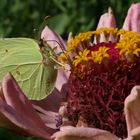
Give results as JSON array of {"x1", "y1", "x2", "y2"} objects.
[
  {"x1": 0, "y1": 0, "x2": 140, "y2": 139},
  {"x1": 1, "y1": 0, "x2": 140, "y2": 39}
]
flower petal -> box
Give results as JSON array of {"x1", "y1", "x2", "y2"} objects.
[
  {"x1": 95, "y1": 7, "x2": 116, "y2": 43},
  {"x1": 33, "y1": 104, "x2": 58, "y2": 129},
  {"x1": 41, "y1": 26, "x2": 66, "y2": 53},
  {"x1": 1, "y1": 73, "x2": 55, "y2": 139},
  {"x1": 124, "y1": 86, "x2": 140, "y2": 137},
  {"x1": 32, "y1": 85, "x2": 68, "y2": 129},
  {"x1": 123, "y1": 3, "x2": 140, "y2": 34},
  {"x1": 0, "y1": 99, "x2": 52, "y2": 139},
  {"x1": 51, "y1": 126, "x2": 119, "y2": 140},
  {"x1": 67, "y1": 32, "x2": 73, "y2": 43},
  {"x1": 55, "y1": 69, "x2": 70, "y2": 92},
  {"x1": 32, "y1": 87, "x2": 64, "y2": 112},
  {"x1": 96, "y1": 7, "x2": 116, "y2": 29},
  {"x1": 131, "y1": 127, "x2": 140, "y2": 140},
  {"x1": 2, "y1": 73, "x2": 47, "y2": 126}
]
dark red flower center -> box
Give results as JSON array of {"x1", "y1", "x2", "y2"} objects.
[
  {"x1": 58, "y1": 28, "x2": 140, "y2": 138},
  {"x1": 65, "y1": 42, "x2": 140, "y2": 138}
]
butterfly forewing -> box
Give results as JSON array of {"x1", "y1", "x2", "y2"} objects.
[{"x1": 0, "y1": 38, "x2": 57, "y2": 100}]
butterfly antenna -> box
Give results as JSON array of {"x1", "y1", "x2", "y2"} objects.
[{"x1": 34, "y1": 16, "x2": 51, "y2": 43}]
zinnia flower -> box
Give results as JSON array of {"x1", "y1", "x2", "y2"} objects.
[{"x1": 1, "y1": 3, "x2": 140, "y2": 140}]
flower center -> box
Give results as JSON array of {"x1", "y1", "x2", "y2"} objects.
[{"x1": 59, "y1": 28, "x2": 140, "y2": 138}]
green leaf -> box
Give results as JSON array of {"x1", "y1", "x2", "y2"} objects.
[
  {"x1": 47, "y1": 14, "x2": 70, "y2": 35},
  {"x1": 0, "y1": 128, "x2": 39, "y2": 140},
  {"x1": 0, "y1": 38, "x2": 57, "y2": 100}
]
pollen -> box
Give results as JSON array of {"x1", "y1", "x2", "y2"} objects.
[
  {"x1": 66, "y1": 27, "x2": 118, "y2": 57},
  {"x1": 59, "y1": 52, "x2": 70, "y2": 63},
  {"x1": 67, "y1": 31, "x2": 95, "y2": 52},
  {"x1": 59, "y1": 28, "x2": 140, "y2": 73},
  {"x1": 117, "y1": 29, "x2": 128, "y2": 36},
  {"x1": 94, "y1": 28, "x2": 118, "y2": 42},
  {"x1": 95, "y1": 27, "x2": 118, "y2": 35},
  {"x1": 73, "y1": 49, "x2": 90, "y2": 66},
  {"x1": 116, "y1": 31, "x2": 140, "y2": 59},
  {"x1": 91, "y1": 46, "x2": 110, "y2": 64}
]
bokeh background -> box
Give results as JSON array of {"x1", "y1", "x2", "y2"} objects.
[
  {"x1": 0, "y1": 0, "x2": 140, "y2": 139},
  {"x1": 1, "y1": 0, "x2": 140, "y2": 39}
]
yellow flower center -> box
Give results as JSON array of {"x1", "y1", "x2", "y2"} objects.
[
  {"x1": 67, "y1": 31, "x2": 95, "y2": 52},
  {"x1": 73, "y1": 49, "x2": 90, "y2": 66},
  {"x1": 91, "y1": 46, "x2": 110, "y2": 64},
  {"x1": 116, "y1": 31, "x2": 140, "y2": 58},
  {"x1": 58, "y1": 27, "x2": 140, "y2": 76}
]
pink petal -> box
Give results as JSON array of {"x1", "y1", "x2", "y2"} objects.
[
  {"x1": 0, "y1": 99, "x2": 52, "y2": 139},
  {"x1": 124, "y1": 86, "x2": 140, "y2": 137},
  {"x1": 67, "y1": 32, "x2": 73, "y2": 43},
  {"x1": 32, "y1": 87, "x2": 64, "y2": 112},
  {"x1": 123, "y1": 3, "x2": 140, "y2": 34},
  {"x1": 32, "y1": 86, "x2": 69, "y2": 129},
  {"x1": 1, "y1": 73, "x2": 55, "y2": 139},
  {"x1": 95, "y1": 7, "x2": 116, "y2": 43},
  {"x1": 96, "y1": 7, "x2": 116, "y2": 29},
  {"x1": 55, "y1": 69, "x2": 70, "y2": 92},
  {"x1": 0, "y1": 99, "x2": 20, "y2": 129},
  {"x1": 33, "y1": 104, "x2": 58, "y2": 129},
  {"x1": 2, "y1": 73, "x2": 47, "y2": 127},
  {"x1": 41, "y1": 26, "x2": 66, "y2": 53},
  {"x1": 131, "y1": 127, "x2": 140, "y2": 140},
  {"x1": 52, "y1": 126, "x2": 119, "y2": 140}
]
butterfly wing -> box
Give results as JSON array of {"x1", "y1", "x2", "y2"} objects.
[{"x1": 0, "y1": 38, "x2": 57, "y2": 100}]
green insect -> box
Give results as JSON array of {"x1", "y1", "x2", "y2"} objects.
[{"x1": 0, "y1": 38, "x2": 57, "y2": 100}]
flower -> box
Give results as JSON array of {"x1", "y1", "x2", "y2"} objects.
[
  {"x1": 53, "y1": 3, "x2": 140, "y2": 140},
  {"x1": 1, "y1": 2, "x2": 140, "y2": 140}
]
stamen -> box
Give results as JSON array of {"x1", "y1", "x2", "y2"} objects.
[
  {"x1": 59, "y1": 28, "x2": 140, "y2": 138},
  {"x1": 91, "y1": 46, "x2": 110, "y2": 64},
  {"x1": 73, "y1": 49, "x2": 90, "y2": 66},
  {"x1": 67, "y1": 31, "x2": 95, "y2": 52},
  {"x1": 116, "y1": 31, "x2": 140, "y2": 60}
]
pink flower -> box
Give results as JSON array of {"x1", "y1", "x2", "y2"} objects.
[
  {"x1": 1, "y1": 3, "x2": 140, "y2": 140},
  {"x1": 52, "y1": 3, "x2": 140, "y2": 140},
  {"x1": 0, "y1": 73, "x2": 55, "y2": 139}
]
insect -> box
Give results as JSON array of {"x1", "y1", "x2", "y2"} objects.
[{"x1": 0, "y1": 38, "x2": 57, "y2": 100}]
